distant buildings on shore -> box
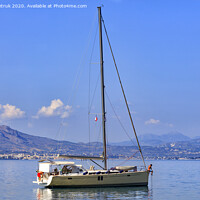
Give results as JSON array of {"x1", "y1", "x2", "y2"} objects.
[{"x1": 0, "y1": 153, "x2": 200, "y2": 160}]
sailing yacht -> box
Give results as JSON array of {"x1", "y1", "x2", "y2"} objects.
[{"x1": 33, "y1": 7, "x2": 149, "y2": 188}]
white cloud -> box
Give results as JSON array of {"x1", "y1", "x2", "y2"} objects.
[
  {"x1": 0, "y1": 104, "x2": 25, "y2": 120},
  {"x1": 145, "y1": 118, "x2": 160, "y2": 125},
  {"x1": 34, "y1": 99, "x2": 72, "y2": 119}
]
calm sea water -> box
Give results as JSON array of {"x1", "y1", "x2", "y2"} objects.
[{"x1": 0, "y1": 160, "x2": 199, "y2": 200}]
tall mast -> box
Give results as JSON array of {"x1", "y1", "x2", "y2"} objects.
[{"x1": 98, "y1": 6, "x2": 107, "y2": 170}]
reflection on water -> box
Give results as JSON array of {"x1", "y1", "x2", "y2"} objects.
[
  {"x1": 35, "y1": 186, "x2": 151, "y2": 200},
  {"x1": 148, "y1": 175, "x2": 153, "y2": 199}
]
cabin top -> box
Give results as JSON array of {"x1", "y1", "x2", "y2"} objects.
[
  {"x1": 38, "y1": 160, "x2": 83, "y2": 173},
  {"x1": 39, "y1": 161, "x2": 75, "y2": 165}
]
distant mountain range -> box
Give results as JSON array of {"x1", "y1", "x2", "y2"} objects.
[
  {"x1": 0, "y1": 125, "x2": 102, "y2": 155},
  {"x1": 0, "y1": 125, "x2": 200, "y2": 159},
  {"x1": 111, "y1": 132, "x2": 191, "y2": 146},
  {"x1": 0, "y1": 125, "x2": 139, "y2": 157}
]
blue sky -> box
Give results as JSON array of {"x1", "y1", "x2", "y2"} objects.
[{"x1": 0, "y1": 0, "x2": 199, "y2": 142}]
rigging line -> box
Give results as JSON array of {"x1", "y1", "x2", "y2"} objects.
[
  {"x1": 88, "y1": 114, "x2": 91, "y2": 152},
  {"x1": 66, "y1": 13, "x2": 97, "y2": 112},
  {"x1": 88, "y1": 73, "x2": 100, "y2": 154},
  {"x1": 88, "y1": 73, "x2": 100, "y2": 113},
  {"x1": 106, "y1": 126, "x2": 112, "y2": 159},
  {"x1": 88, "y1": 23, "x2": 98, "y2": 152},
  {"x1": 94, "y1": 123, "x2": 102, "y2": 154},
  {"x1": 57, "y1": 12, "x2": 98, "y2": 152},
  {"x1": 101, "y1": 17, "x2": 147, "y2": 170},
  {"x1": 49, "y1": 122, "x2": 63, "y2": 154},
  {"x1": 114, "y1": 150, "x2": 139, "y2": 167},
  {"x1": 88, "y1": 23, "x2": 98, "y2": 111},
  {"x1": 97, "y1": 122, "x2": 102, "y2": 143},
  {"x1": 105, "y1": 91, "x2": 137, "y2": 147},
  {"x1": 90, "y1": 159, "x2": 104, "y2": 170},
  {"x1": 68, "y1": 12, "x2": 98, "y2": 108}
]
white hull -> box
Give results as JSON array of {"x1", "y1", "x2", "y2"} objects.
[{"x1": 43, "y1": 171, "x2": 149, "y2": 188}]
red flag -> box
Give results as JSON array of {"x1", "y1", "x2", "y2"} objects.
[{"x1": 95, "y1": 116, "x2": 98, "y2": 122}]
